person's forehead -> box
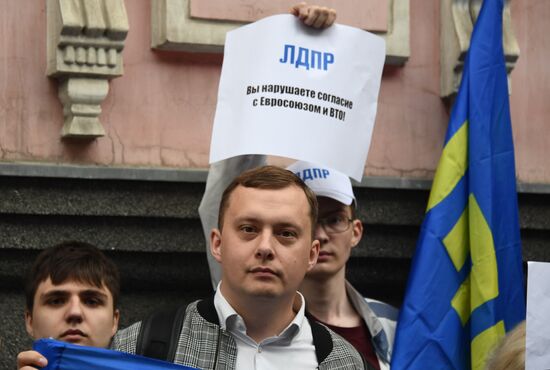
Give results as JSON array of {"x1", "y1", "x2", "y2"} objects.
[
  {"x1": 36, "y1": 277, "x2": 112, "y2": 298},
  {"x1": 232, "y1": 184, "x2": 307, "y2": 202},
  {"x1": 228, "y1": 185, "x2": 310, "y2": 218}
]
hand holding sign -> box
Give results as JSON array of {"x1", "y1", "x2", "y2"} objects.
[{"x1": 290, "y1": 2, "x2": 337, "y2": 28}]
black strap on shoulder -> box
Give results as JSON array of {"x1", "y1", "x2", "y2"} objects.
[
  {"x1": 135, "y1": 305, "x2": 187, "y2": 361},
  {"x1": 307, "y1": 315, "x2": 333, "y2": 364},
  {"x1": 196, "y1": 296, "x2": 218, "y2": 324}
]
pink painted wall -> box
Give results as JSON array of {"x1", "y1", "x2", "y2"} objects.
[
  {"x1": 0, "y1": 1, "x2": 548, "y2": 184},
  {"x1": 510, "y1": 0, "x2": 550, "y2": 184},
  {"x1": 190, "y1": 0, "x2": 388, "y2": 31}
]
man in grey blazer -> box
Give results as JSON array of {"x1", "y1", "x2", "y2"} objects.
[{"x1": 113, "y1": 165, "x2": 366, "y2": 369}]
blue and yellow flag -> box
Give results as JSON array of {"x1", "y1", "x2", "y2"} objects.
[{"x1": 391, "y1": 0, "x2": 526, "y2": 369}]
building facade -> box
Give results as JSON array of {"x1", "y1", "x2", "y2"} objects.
[{"x1": 1, "y1": 0, "x2": 549, "y2": 366}]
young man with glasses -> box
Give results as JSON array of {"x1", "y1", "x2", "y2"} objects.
[{"x1": 287, "y1": 161, "x2": 397, "y2": 370}]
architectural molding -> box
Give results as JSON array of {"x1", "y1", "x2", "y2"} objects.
[
  {"x1": 440, "y1": 0, "x2": 519, "y2": 97},
  {"x1": 151, "y1": 0, "x2": 410, "y2": 65},
  {"x1": 58, "y1": 78, "x2": 109, "y2": 137},
  {"x1": 46, "y1": 0, "x2": 129, "y2": 138}
]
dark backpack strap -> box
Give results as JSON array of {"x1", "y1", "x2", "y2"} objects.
[
  {"x1": 135, "y1": 304, "x2": 187, "y2": 361},
  {"x1": 308, "y1": 318, "x2": 333, "y2": 364}
]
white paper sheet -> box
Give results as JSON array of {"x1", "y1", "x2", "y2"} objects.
[
  {"x1": 209, "y1": 14, "x2": 385, "y2": 181},
  {"x1": 526, "y1": 261, "x2": 550, "y2": 369}
]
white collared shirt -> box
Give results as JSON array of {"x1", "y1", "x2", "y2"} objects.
[{"x1": 214, "y1": 283, "x2": 318, "y2": 370}]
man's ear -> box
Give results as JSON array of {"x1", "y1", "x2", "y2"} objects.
[
  {"x1": 25, "y1": 310, "x2": 34, "y2": 338},
  {"x1": 111, "y1": 308, "x2": 120, "y2": 337},
  {"x1": 351, "y1": 219, "x2": 363, "y2": 248},
  {"x1": 307, "y1": 239, "x2": 320, "y2": 271},
  {"x1": 210, "y1": 229, "x2": 223, "y2": 263},
  {"x1": 350, "y1": 219, "x2": 363, "y2": 249}
]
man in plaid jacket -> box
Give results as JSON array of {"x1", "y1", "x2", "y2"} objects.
[{"x1": 112, "y1": 165, "x2": 366, "y2": 369}]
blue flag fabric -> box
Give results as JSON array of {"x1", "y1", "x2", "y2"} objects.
[
  {"x1": 34, "y1": 338, "x2": 197, "y2": 370},
  {"x1": 391, "y1": 0, "x2": 526, "y2": 369}
]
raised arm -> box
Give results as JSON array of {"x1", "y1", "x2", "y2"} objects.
[{"x1": 199, "y1": 3, "x2": 337, "y2": 290}]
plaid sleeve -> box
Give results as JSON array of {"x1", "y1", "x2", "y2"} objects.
[{"x1": 110, "y1": 321, "x2": 142, "y2": 354}]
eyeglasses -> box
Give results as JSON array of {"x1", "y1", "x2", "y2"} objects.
[{"x1": 317, "y1": 214, "x2": 353, "y2": 234}]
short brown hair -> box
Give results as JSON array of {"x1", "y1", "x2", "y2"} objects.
[
  {"x1": 25, "y1": 241, "x2": 120, "y2": 311},
  {"x1": 218, "y1": 165, "x2": 318, "y2": 236}
]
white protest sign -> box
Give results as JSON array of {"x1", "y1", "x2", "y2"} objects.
[
  {"x1": 526, "y1": 261, "x2": 550, "y2": 369},
  {"x1": 209, "y1": 15, "x2": 385, "y2": 181}
]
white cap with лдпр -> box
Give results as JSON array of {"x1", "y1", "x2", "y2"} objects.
[{"x1": 286, "y1": 161, "x2": 356, "y2": 206}]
